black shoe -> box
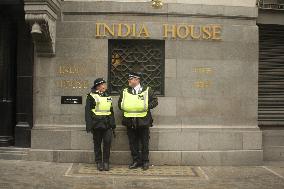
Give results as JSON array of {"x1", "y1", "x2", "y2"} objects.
[
  {"x1": 129, "y1": 162, "x2": 140, "y2": 169},
  {"x1": 103, "y1": 162, "x2": 110, "y2": 171},
  {"x1": 96, "y1": 162, "x2": 103, "y2": 171},
  {"x1": 142, "y1": 162, "x2": 149, "y2": 171}
]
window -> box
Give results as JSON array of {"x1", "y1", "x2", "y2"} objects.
[{"x1": 108, "y1": 39, "x2": 165, "y2": 95}]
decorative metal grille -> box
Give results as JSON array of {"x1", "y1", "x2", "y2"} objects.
[
  {"x1": 108, "y1": 39, "x2": 165, "y2": 95},
  {"x1": 257, "y1": 0, "x2": 284, "y2": 10}
]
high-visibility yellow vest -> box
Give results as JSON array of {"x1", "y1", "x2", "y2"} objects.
[
  {"x1": 90, "y1": 93, "x2": 112, "y2": 116},
  {"x1": 121, "y1": 87, "x2": 149, "y2": 117}
]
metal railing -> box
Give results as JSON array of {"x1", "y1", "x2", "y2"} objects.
[{"x1": 257, "y1": 0, "x2": 284, "y2": 10}]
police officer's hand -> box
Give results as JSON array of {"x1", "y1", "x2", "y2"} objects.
[
  {"x1": 112, "y1": 129, "x2": 116, "y2": 138},
  {"x1": 86, "y1": 128, "x2": 92, "y2": 133}
]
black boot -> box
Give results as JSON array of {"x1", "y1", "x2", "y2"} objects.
[
  {"x1": 129, "y1": 162, "x2": 140, "y2": 169},
  {"x1": 96, "y1": 162, "x2": 103, "y2": 171},
  {"x1": 103, "y1": 162, "x2": 110, "y2": 171},
  {"x1": 142, "y1": 162, "x2": 149, "y2": 171}
]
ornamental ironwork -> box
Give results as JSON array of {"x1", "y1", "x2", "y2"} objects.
[
  {"x1": 108, "y1": 39, "x2": 165, "y2": 95},
  {"x1": 257, "y1": 0, "x2": 284, "y2": 10}
]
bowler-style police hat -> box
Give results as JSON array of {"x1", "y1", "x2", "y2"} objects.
[
  {"x1": 128, "y1": 72, "x2": 142, "y2": 80},
  {"x1": 92, "y1": 78, "x2": 106, "y2": 89}
]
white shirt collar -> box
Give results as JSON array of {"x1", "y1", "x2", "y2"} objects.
[{"x1": 133, "y1": 84, "x2": 141, "y2": 94}]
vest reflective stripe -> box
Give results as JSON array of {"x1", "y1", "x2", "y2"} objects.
[
  {"x1": 121, "y1": 87, "x2": 149, "y2": 117},
  {"x1": 90, "y1": 93, "x2": 112, "y2": 116}
]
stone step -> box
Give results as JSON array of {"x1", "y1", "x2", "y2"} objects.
[
  {"x1": 28, "y1": 149, "x2": 263, "y2": 166},
  {"x1": 0, "y1": 147, "x2": 29, "y2": 160}
]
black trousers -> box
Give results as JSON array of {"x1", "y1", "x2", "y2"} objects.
[
  {"x1": 93, "y1": 129, "x2": 112, "y2": 163},
  {"x1": 127, "y1": 127, "x2": 150, "y2": 163}
]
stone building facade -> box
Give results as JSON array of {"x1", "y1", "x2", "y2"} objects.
[{"x1": 0, "y1": 0, "x2": 283, "y2": 165}]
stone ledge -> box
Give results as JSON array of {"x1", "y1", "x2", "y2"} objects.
[
  {"x1": 32, "y1": 124, "x2": 261, "y2": 131},
  {"x1": 63, "y1": 0, "x2": 257, "y2": 8},
  {"x1": 30, "y1": 126, "x2": 262, "y2": 152},
  {"x1": 28, "y1": 149, "x2": 263, "y2": 165},
  {"x1": 62, "y1": 1, "x2": 258, "y2": 19}
]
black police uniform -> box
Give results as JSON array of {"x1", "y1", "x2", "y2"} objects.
[
  {"x1": 118, "y1": 74, "x2": 158, "y2": 170},
  {"x1": 85, "y1": 79, "x2": 116, "y2": 171}
]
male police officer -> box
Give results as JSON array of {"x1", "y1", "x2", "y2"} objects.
[
  {"x1": 85, "y1": 78, "x2": 116, "y2": 171},
  {"x1": 118, "y1": 72, "x2": 158, "y2": 170}
]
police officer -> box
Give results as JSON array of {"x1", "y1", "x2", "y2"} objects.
[
  {"x1": 118, "y1": 72, "x2": 158, "y2": 170},
  {"x1": 85, "y1": 78, "x2": 116, "y2": 171}
]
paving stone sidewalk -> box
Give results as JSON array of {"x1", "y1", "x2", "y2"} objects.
[{"x1": 0, "y1": 160, "x2": 284, "y2": 189}]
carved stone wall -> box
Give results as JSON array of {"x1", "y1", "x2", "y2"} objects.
[{"x1": 24, "y1": 0, "x2": 61, "y2": 56}]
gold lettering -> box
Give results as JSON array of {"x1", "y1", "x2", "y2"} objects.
[
  {"x1": 103, "y1": 23, "x2": 115, "y2": 36},
  {"x1": 194, "y1": 67, "x2": 213, "y2": 74},
  {"x1": 189, "y1": 25, "x2": 201, "y2": 40},
  {"x1": 176, "y1": 25, "x2": 189, "y2": 39},
  {"x1": 212, "y1": 25, "x2": 222, "y2": 40},
  {"x1": 95, "y1": 23, "x2": 104, "y2": 37},
  {"x1": 202, "y1": 26, "x2": 212, "y2": 40},
  {"x1": 132, "y1": 24, "x2": 136, "y2": 37},
  {"x1": 83, "y1": 80, "x2": 89, "y2": 88},
  {"x1": 95, "y1": 23, "x2": 222, "y2": 40},
  {"x1": 57, "y1": 64, "x2": 89, "y2": 76},
  {"x1": 118, "y1": 23, "x2": 131, "y2": 37},
  {"x1": 194, "y1": 81, "x2": 211, "y2": 88},
  {"x1": 56, "y1": 80, "x2": 89, "y2": 89},
  {"x1": 138, "y1": 24, "x2": 150, "y2": 38},
  {"x1": 163, "y1": 24, "x2": 176, "y2": 39},
  {"x1": 58, "y1": 66, "x2": 64, "y2": 75}
]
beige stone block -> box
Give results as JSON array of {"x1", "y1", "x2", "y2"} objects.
[
  {"x1": 199, "y1": 132, "x2": 243, "y2": 150},
  {"x1": 56, "y1": 38, "x2": 107, "y2": 59},
  {"x1": 150, "y1": 151, "x2": 182, "y2": 165},
  {"x1": 243, "y1": 131, "x2": 262, "y2": 150},
  {"x1": 263, "y1": 131, "x2": 284, "y2": 146},
  {"x1": 52, "y1": 114, "x2": 84, "y2": 125},
  {"x1": 111, "y1": 130, "x2": 130, "y2": 151},
  {"x1": 57, "y1": 21, "x2": 96, "y2": 38},
  {"x1": 31, "y1": 129, "x2": 71, "y2": 150},
  {"x1": 34, "y1": 115, "x2": 54, "y2": 125},
  {"x1": 220, "y1": 150, "x2": 263, "y2": 165},
  {"x1": 110, "y1": 151, "x2": 131, "y2": 164},
  {"x1": 36, "y1": 57, "x2": 55, "y2": 77},
  {"x1": 34, "y1": 77, "x2": 52, "y2": 97},
  {"x1": 34, "y1": 96, "x2": 50, "y2": 115},
  {"x1": 165, "y1": 40, "x2": 177, "y2": 59},
  {"x1": 57, "y1": 150, "x2": 94, "y2": 163},
  {"x1": 152, "y1": 116, "x2": 182, "y2": 127},
  {"x1": 155, "y1": 131, "x2": 181, "y2": 150},
  {"x1": 181, "y1": 151, "x2": 221, "y2": 165},
  {"x1": 71, "y1": 130, "x2": 93, "y2": 150},
  {"x1": 264, "y1": 147, "x2": 284, "y2": 161},
  {"x1": 181, "y1": 150, "x2": 262, "y2": 165},
  {"x1": 152, "y1": 97, "x2": 176, "y2": 116},
  {"x1": 164, "y1": 78, "x2": 181, "y2": 97},
  {"x1": 28, "y1": 150, "x2": 55, "y2": 162},
  {"x1": 181, "y1": 132, "x2": 199, "y2": 150},
  {"x1": 165, "y1": 59, "x2": 176, "y2": 78}
]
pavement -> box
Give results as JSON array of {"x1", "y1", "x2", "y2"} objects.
[{"x1": 0, "y1": 159, "x2": 284, "y2": 189}]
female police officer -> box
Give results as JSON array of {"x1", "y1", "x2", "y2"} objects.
[{"x1": 85, "y1": 78, "x2": 116, "y2": 171}]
